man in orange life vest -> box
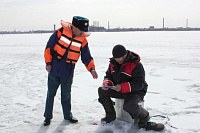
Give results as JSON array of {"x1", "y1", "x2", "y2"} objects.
[{"x1": 43, "y1": 16, "x2": 98, "y2": 126}]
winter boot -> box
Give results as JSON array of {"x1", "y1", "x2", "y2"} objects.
[
  {"x1": 65, "y1": 117, "x2": 78, "y2": 123},
  {"x1": 137, "y1": 107, "x2": 164, "y2": 131},
  {"x1": 44, "y1": 118, "x2": 51, "y2": 126},
  {"x1": 137, "y1": 107, "x2": 150, "y2": 128},
  {"x1": 101, "y1": 116, "x2": 116, "y2": 124},
  {"x1": 144, "y1": 122, "x2": 165, "y2": 131},
  {"x1": 99, "y1": 97, "x2": 116, "y2": 124}
]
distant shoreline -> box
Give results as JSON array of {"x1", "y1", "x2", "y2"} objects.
[{"x1": 1, "y1": 28, "x2": 200, "y2": 34}]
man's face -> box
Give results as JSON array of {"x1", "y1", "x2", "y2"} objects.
[
  {"x1": 114, "y1": 54, "x2": 127, "y2": 64},
  {"x1": 73, "y1": 27, "x2": 84, "y2": 37}
]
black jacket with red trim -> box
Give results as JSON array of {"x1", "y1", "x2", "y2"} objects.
[{"x1": 103, "y1": 50, "x2": 148, "y2": 97}]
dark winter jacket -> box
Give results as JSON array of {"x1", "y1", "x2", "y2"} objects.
[{"x1": 103, "y1": 50, "x2": 148, "y2": 97}]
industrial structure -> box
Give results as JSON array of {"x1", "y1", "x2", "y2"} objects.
[{"x1": 1, "y1": 18, "x2": 200, "y2": 34}]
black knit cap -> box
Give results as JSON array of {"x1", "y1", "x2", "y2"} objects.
[
  {"x1": 112, "y1": 44, "x2": 127, "y2": 58},
  {"x1": 72, "y1": 16, "x2": 89, "y2": 32}
]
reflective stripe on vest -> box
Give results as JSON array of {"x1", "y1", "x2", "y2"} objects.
[{"x1": 53, "y1": 28, "x2": 85, "y2": 64}]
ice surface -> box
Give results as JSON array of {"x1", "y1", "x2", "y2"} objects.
[{"x1": 0, "y1": 31, "x2": 200, "y2": 133}]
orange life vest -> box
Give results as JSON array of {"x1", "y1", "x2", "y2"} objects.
[{"x1": 53, "y1": 21, "x2": 89, "y2": 64}]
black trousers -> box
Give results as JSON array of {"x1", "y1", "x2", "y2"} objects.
[{"x1": 98, "y1": 87, "x2": 144, "y2": 117}]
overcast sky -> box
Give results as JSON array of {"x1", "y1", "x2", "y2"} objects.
[{"x1": 0, "y1": 0, "x2": 200, "y2": 31}]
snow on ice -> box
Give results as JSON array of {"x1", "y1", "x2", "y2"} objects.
[{"x1": 0, "y1": 31, "x2": 200, "y2": 133}]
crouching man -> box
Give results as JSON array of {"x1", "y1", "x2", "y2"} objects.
[{"x1": 98, "y1": 44, "x2": 164, "y2": 131}]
